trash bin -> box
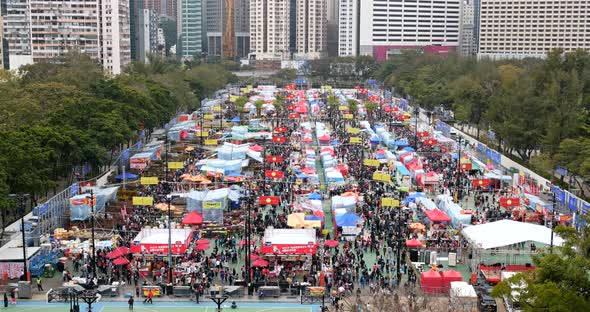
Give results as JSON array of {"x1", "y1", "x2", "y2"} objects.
[{"x1": 17, "y1": 281, "x2": 32, "y2": 299}]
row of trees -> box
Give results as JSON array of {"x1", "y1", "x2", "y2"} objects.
[
  {"x1": 373, "y1": 49, "x2": 590, "y2": 183},
  {"x1": 0, "y1": 53, "x2": 236, "y2": 222}
]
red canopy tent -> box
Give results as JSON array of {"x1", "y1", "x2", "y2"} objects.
[
  {"x1": 324, "y1": 240, "x2": 339, "y2": 248},
  {"x1": 318, "y1": 135, "x2": 331, "y2": 142},
  {"x1": 182, "y1": 211, "x2": 203, "y2": 225},
  {"x1": 302, "y1": 137, "x2": 313, "y2": 143},
  {"x1": 420, "y1": 270, "x2": 443, "y2": 294},
  {"x1": 424, "y1": 209, "x2": 451, "y2": 223},
  {"x1": 441, "y1": 270, "x2": 463, "y2": 289},
  {"x1": 405, "y1": 238, "x2": 423, "y2": 248},
  {"x1": 252, "y1": 259, "x2": 269, "y2": 267},
  {"x1": 112, "y1": 257, "x2": 130, "y2": 265}
]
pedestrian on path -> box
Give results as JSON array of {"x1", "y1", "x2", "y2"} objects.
[
  {"x1": 143, "y1": 290, "x2": 153, "y2": 304},
  {"x1": 3, "y1": 292, "x2": 7, "y2": 307},
  {"x1": 36, "y1": 276, "x2": 43, "y2": 291},
  {"x1": 128, "y1": 296, "x2": 134, "y2": 310}
]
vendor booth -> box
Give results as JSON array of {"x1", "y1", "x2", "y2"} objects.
[
  {"x1": 260, "y1": 229, "x2": 317, "y2": 256},
  {"x1": 130, "y1": 228, "x2": 193, "y2": 255}
]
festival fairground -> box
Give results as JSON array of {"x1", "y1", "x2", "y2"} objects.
[{"x1": 3, "y1": 83, "x2": 588, "y2": 312}]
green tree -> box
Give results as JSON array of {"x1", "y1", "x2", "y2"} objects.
[
  {"x1": 254, "y1": 99, "x2": 265, "y2": 118},
  {"x1": 492, "y1": 218, "x2": 590, "y2": 311},
  {"x1": 364, "y1": 101, "x2": 379, "y2": 122}
]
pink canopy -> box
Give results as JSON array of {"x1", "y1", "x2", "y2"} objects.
[
  {"x1": 324, "y1": 240, "x2": 339, "y2": 248},
  {"x1": 441, "y1": 270, "x2": 463, "y2": 287},
  {"x1": 196, "y1": 244, "x2": 210, "y2": 251},
  {"x1": 182, "y1": 211, "x2": 203, "y2": 225},
  {"x1": 406, "y1": 238, "x2": 423, "y2": 248},
  {"x1": 252, "y1": 259, "x2": 269, "y2": 267},
  {"x1": 318, "y1": 135, "x2": 331, "y2": 142},
  {"x1": 421, "y1": 270, "x2": 443, "y2": 294},
  {"x1": 424, "y1": 209, "x2": 451, "y2": 223},
  {"x1": 250, "y1": 145, "x2": 263, "y2": 152},
  {"x1": 302, "y1": 137, "x2": 313, "y2": 143},
  {"x1": 112, "y1": 257, "x2": 130, "y2": 265}
]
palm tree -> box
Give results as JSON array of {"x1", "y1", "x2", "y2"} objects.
[
  {"x1": 254, "y1": 99, "x2": 265, "y2": 118},
  {"x1": 364, "y1": 101, "x2": 379, "y2": 122},
  {"x1": 347, "y1": 99, "x2": 359, "y2": 118},
  {"x1": 235, "y1": 96, "x2": 248, "y2": 124}
]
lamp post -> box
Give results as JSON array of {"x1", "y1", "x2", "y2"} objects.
[
  {"x1": 85, "y1": 190, "x2": 97, "y2": 284},
  {"x1": 164, "y1": 126, "x2": 173, "y2": 285},
  {"x1": 550, "y1": 189, "x2": 557, "y2": 253},
  {"x1": 456, "y1": 137, "x2": 463, "y2": 201},
  {"x1": 413, "y1": 107, "x2": 419, "y2": 148},
  {"x1": 9, "y1": 193, "x2": 30, "y2": 281}
]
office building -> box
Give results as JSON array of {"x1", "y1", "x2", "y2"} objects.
[
  {"x1": 131, "y1": 0, "x2": 145, "y2": 61},
  {"x1": 459, "y1": 0, "x2": 476, "y2": 56},
  {"x1": 250, "y1": 0, "x2": 291, "y2": 60},
  {"x1": 138, "y1": 9, "x2": 161, "y2": 62},
  {"x1": 295, "y1": 0, "x2": 327, "y2": 60},
  {"x1": 3, "y1": 0, "x2": 131, "y2": 74},
  {"x1": 326, "y1": 0, "x2": 338, "y2": 56},
  {"x1": 178, "y1": 0, "x2": 203, "y2": 60},
  {"x1": 338, "y1": 0, "x2": 359, "y2": 56},
  {"x1": 339, "y1": 0, "x2": 460, "y2": 60},
  {"x1": 478, "y1": 0, "x2": 590, "y2": 59},
  {"x1": 205, "y1": 0, "x2": 250, "y2": 59},
  {"x1": 143, "y1": 0, "x2": 177, "y2": 20}
]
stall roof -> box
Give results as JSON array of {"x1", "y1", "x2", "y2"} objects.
[
  {"x1": 461, "y1": 219, "x2": 564, "y2": 250},
  {"x1": 0, "y1": 246, "x2": 41, "y2": 262}
]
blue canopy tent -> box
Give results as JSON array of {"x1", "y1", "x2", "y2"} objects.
[
  {"x1": 332, "y1": 140, "x2": 341, "y2": 146},
  {"x1": 115, "y1": 172, "x2": 138, "y2": 180},
  {"x1": 308, "y1": 192, "x2": 322, "y2": 200},
  {"x1": 394, "y1": 140, "x2": 409, "y2": 147},
  {"x1": 297, "y1": 173, "x2": 309, "y2": 179},
  {"x1": 369, "y1": 135, "x2": 381, "y2": 144},
  {"x1": 231, "y1": 116, "x2": 241, "y2": 123},
  {"x1": 335, "y1": 213, "x2": 363, "y2": 227},
  {"x1": 403, "y1": 192, "x2": 426, "y2": 203}
]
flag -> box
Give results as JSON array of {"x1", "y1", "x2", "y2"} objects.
[
  {"x1": 274, "y1": 127, "x2": 287, "y2": 133},
  {"x1": 460, "y1": 163, "x2": 472, "y2": 170},
  {"x1": 272, "y1": 136, "x2": 287, "y2": 143},
  {"x1": 287, "y1": 105, "x2": 295, "y2": 111},
  {"x1": 500, "y1": 197, "x2": 520, "y2": 208},
  {"x1": 288, "y1": 113, "x2": 299, "y2": 119},
  {"x1": 259, "y1": 196, "x2": 280, "y2": 205},
  {"x1": 471, "y1": 179, "x2": 491, "y2": 188},
  {"x1": 423, "y1": 139, "x2": 438, "y2": 145},
  {"x1": 417, "y1": 131, "x2": 430, "y2": 138},
  {"x1": 266, "y1": 155, "x2": 283, "y2": 163},
  {"x1": 265, "y1": 170, "x2": 284, "y2": 178}
]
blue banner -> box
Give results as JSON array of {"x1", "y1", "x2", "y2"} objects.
[
  {"x1": 491, "y1": 151, "x2": 501, "y2": 164},
  {"x1": 568, "y1": 195, "x2": 579, "y2": 211},
  {"x1": 582, "y1": 201, "x2": 590, "y2": 215},
  {"x1": 555, "y1": 166, "x2": 568, "y2": 177},
  {"x1": 69, "y1": 183, "x2": 79, "y2": 196},
  {"x1": 485, "y1": 148, "x2": 492, "y2": 160},
  {"x1": 122, "y1": 149, "x2": 130, "y2": 162},
  {"x1": 551, "y1": 185, "x2": 566, "y2": 203},
  {"x1": 477, "y1": 143, "x2": 486, "y2": 153},
  {"x1": 34, "y1": 202, "x2": 49, "y2": 216}
]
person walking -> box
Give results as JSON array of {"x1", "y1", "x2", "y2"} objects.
[
  {"x1": 36, "y1": 276, "x2": 43, "y2": 291},
  {"x1": 3, "y1": 292, "x2": 7, "y2": 307},
  {"x1": 128, "y1": 296, "x2": 134, "y2": 310},
  {"x1": 143, "y1": 290, "x2": 153, "y2": 304},
  {"x1": 9, "y1": 289, "x2": 16, "y2": 305}
]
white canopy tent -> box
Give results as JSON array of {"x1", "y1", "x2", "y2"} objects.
[{"x1": 461, "y1": 219, "x2": 564, "y2": 250}]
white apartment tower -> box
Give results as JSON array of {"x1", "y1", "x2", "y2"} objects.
[
  {"x1": 101, "y1": 0, "x2": 132, "y2": 74},
  {"x1": 344, "y1": 0, "x2": 461, "y2": 61},
  {"x1": 458, "y1": 0, "x2": 476, "y2": 56},
  {"x1": 2, "y1": 0, "x2": 131, "y2": 74},
  {"x1": 478, "y1": 0, "x2": 590, "y2": 59},
  {"x1": 295, "y1": 0, "x2": 327, "y2": 59},
  {"x1": 338, "y1": 0, "x2": 359, "y2": 56},
  {"x1": 250, "y1": 0, "x2": 291, "y2": 60}
]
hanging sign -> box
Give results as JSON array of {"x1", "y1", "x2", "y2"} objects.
[
  {"x1": 347, "y1": 128, "x2": 360, "y2": 134},
  {"x1": 381, "y1": 198, "x2": 400, "y2": 207},
  {"x1": 168, "y1": 162, "x2": 184, "y2": 169},
  {"x1": 350, "y1": 137, "x2": 362, "y2": 144},
  {"x1": 203, "y1": 202, "x2": 222, "y2": 209},
  {"x1": 132, "y1": 197, "x2": 153, "y2": 206},
  {"x1": 205, "y1": 139, "x2": 218, "y2": 146},
  {"x1": 140, "y1": 177, "x2": 159, "y2": 185},
  {"x1": 363, "y1": 159, "x2": 381, "y2": 167},
  {"x1": 373, "y1": 172, "x2": 391, "y2": 182}
]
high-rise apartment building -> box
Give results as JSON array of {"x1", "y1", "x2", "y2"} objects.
[
  {"x1": 459, "y1": 0, "x2": 476, "y2": 56},
  {"x1": 326, "y1": 0, "x2": 338, "y2": 56},
  {"x1": 295, "y1": 0, "x2": 327, "y2": 60},
  {"x1": 338, "y1": 0, "x2": 359, "y2": 56},
  {"x1": 340, "y1": 0, "x2": 460, "y2": 60},
  {"x1": 249, "y1": 0, "x2": 291, "y2": 60},
  {"x1": 3, "y1": 0, "x2": 131, "y2": 74},
  {"x1": 0, "y1": 16, "x2": 4, "y2": 69},
  {"x1": 178, "y1": 0, "x2": 203, "y2": 60},
  {"x1": 138, "y1": 9, "x2": 161, "y2": 62},
  {"x1": 205, "y1": 0, "x2": 250, "y2": 58},
  {"x1": 143, "y1": 0, "x2": 177, "y2": 20},
  {"x1": 477, "y1": 0, "x2": 590, "y2": 59}
]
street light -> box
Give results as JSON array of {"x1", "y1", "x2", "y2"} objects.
[
  {"x1": 413, "y1": 107, "x2": 419, "y2": 148},
  {"x1": 8, "y1": 193, "x2": 30, "y2": 282},
  {"x1": 455, "y1": 137, "x2": 464, "y2": 201},
  {"x1": 85, "y1": 190, "x2": 97, "y2": 285},
  {"x1": 164, "y1": 125, "x2": 173, "y2": 286}
]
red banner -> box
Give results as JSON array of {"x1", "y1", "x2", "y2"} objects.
[
  {"x1": 423, "y1": 139, "x2": 438, "y2": 145},
  {"x1": 272, "y1": 136, "x2": 287, "y2": 143},
  {"x1": 287, "y1": 105, "x2": 295, "y2": 111},
  {"x1": 288, "y1": 113, "x2": 300, "y2": 119},
  {"x1": 266, "y1": 155, "x2": 284, "y2": 163},
  {"x1": 260, "y1": 244, "x2": 317, "y2": 255},
  {"x1": 460, "y1": 163, "x2": 472, "y2": 170},
  {"x1": 472, "y1": 179, "x2": 491, "y2": 188},
  {"x1": 274, "y1": 127, "x2": 287, "y2": 133},
  {"x1": 265, "y1": 170, "x2": 284, "y2": 178},
  {"x1": 500, "y1": 197, "x2": 520, "y2": 208},
  {"x1": 259, "y1": 196, "x2": 280, "y2": 206},
  {"x1": 417, "y1": 131, "x2": 430, "y2": 138}
]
